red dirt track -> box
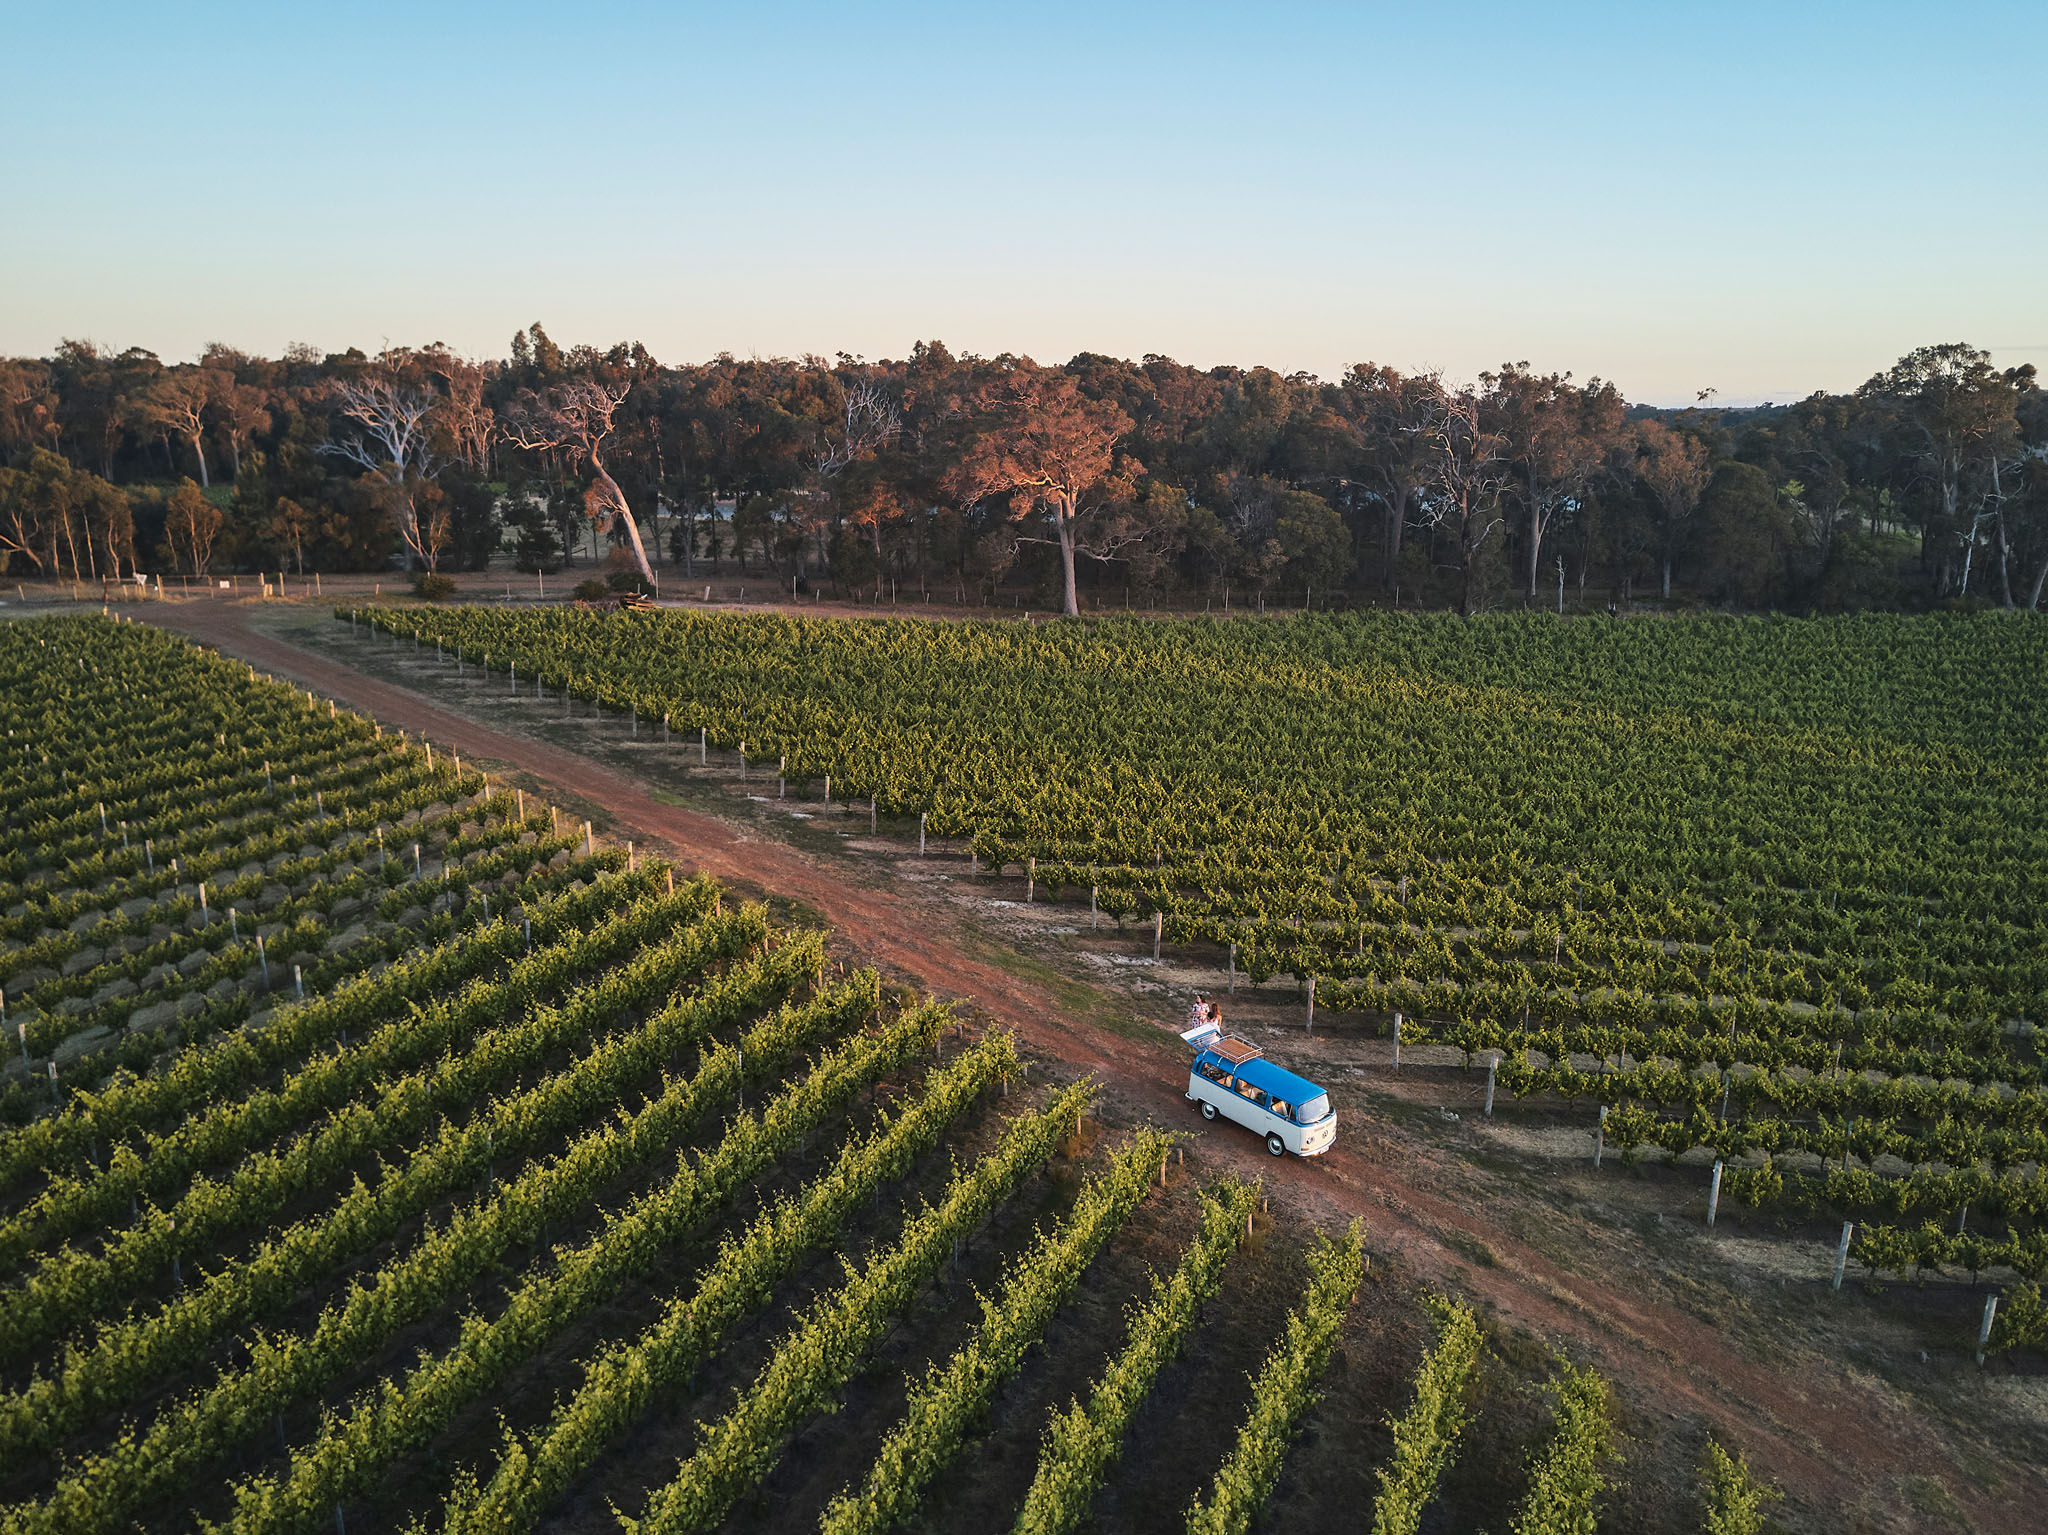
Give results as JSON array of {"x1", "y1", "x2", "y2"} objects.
[{"x1": 124, "y1": 598, "x2": 2033, "y2": 1534}]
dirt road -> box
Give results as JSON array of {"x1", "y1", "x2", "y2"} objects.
[{"x1": 124, "y1": 598, "x2": 2035, "y2": 1534}]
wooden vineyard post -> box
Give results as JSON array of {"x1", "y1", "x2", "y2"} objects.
[
  {"x1": 47, "y1": 1060, "x2": 58, "y2": 1103},
  {"x1": 739, "y1": 743, "x2": 746, "y2": 782},
  {"x1": 823, "y1": 774, "x2": 830, "y2": 807},
  {"x1": 1152, "y1": 910, "x2": 1162, "y2": 961},
  {"x1": 870, "y1": 796, "x2": 877, "y2": 834},
  {"x1": 919, "y1": 812, "x2": 927, "y2": 855},
  {"x1": 293, "y1": 965, "x2": 304, "y2": 1001},
  {"x1": 1484, "y1": 1056, "x2": 1498, "y2": 1115},
  {"x1": 1707, "y1": 1160, "x2": 1723, "y2": 1226},
  {"x1": 1392, "y1": 1012, "x2": 1402, "y2": 1070},
  {"x1": 1594, "y1": 1104, "x2": 1607, "y2": 1168},
  {"x1": 1090, "y1": 885, "x2": 1098, "y2": 929},
  {"x1": 627, "y1": 842, "x2": 635, "y2": 873},
  {"x1": 1831, "y1": 1221, "x2": 1854, "y2": 1293},
  {"x1": 583, "y1": 822, "x2": 593, "y2": 856},
  {"x1": 700, "y1": 727, "x2": 707, "y2": 765},
  {"x1": 1027, "y1": 858, "x2": 1035, "y2": 903},
  {"x1": 1228, "y1": 940, "x2": 1237, "y2": 992},
  {"x1": 1978, "y1": 1294, "x2": 1999, "y2": 1365},
  {"x1": 1306, "y1": 976, "x2": 1315, "y2": 1033}
]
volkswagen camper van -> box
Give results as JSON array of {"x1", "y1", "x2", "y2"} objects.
[{"x1": 1181, "y1": 1022, "x2": 1336, "y2": 1157}]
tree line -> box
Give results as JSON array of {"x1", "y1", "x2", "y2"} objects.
[{"x1": 1, "y1": 330, "x2": 2041, "y2": 615}]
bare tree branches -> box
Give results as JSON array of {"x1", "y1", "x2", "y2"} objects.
[{"x1": 502, "y1": 379, "x2": 656, "y2": 583}]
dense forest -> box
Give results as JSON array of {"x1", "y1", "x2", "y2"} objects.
[{"x1": 1, "y1": 331, "x2": 2042, "y2": 615}]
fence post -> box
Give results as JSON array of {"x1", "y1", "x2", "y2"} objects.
[
  {"x1": 1832, "y1": 1221, "x2": 1854, "y2": 1292},
  {"x1": 1707, "y1": 1160, "x2": 1723, "y2": 1226}
]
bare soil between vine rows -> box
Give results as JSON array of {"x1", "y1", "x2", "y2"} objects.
[{"x1": 123, "y1": 596, "x2": 2047, "y2": 1535}]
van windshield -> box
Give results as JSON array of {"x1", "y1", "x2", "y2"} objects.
[{"x1": 1297, "y1": 1094, "x2": 1331, "y2": 1124}]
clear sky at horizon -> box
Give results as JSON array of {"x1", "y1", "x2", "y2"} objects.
[{"x1": 5, "y1": 1, "x2": 2044, "y2": 406}]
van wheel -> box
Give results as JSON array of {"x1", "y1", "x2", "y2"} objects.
[
  {"x1": 1266, "y1": 1133, "x2": 1286, "y2": 1156},
  {"x1": 1200, "y1": 1101, "x2": 1218, "y2": 1121}
]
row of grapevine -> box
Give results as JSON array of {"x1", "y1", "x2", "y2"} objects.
[
  {"x1": 1507, "y1": 1365, "x2": 1613, "y2": 1535},
  {"x1": 1011, "y1": 1174, "x2": 1261, "y2": 1535},
  {"x1": 1183, "y1": 1221, "x2": 1366, "y2": 1535},
  {"x1": 813, "y1": 1126, "x2": 1181, "y2": 1535},
  {"x1": 1368, "y1": 1297, "x2": 1484, "y2": 1535}
]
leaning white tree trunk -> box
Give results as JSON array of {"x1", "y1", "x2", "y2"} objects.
[{"x1": 592, "y1": 459, "x2": 656, "y2": 585}]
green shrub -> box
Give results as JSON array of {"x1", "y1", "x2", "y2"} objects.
[{"x1": 412, "y1": 572, "x2": 457, "y2": 600}]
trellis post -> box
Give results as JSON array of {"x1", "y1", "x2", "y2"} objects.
[
  {"x1": 1306, "y1": 976, "x2": 1315, "y2": 1033},
  {"x1": 1978, "y1": 1294, "x2": 2000, "y2": 1365},
  {"x1": 1484, "y1": 1055, "x2": 1498, "y2": 1116},
  {"x1": 1152, "y1": 910, "x2": 1162, "y2": 960},
  {"x1": 1392, "y1": 1012, "x2": 1402, "y2": 1069},
  {"x1": 1707, "y1": 1160, "x2": 1724, "y2": 1226},
  {"x1": 1831, "y1": 1221, "x2": 1854, "y2": 1292},
  {"x1": 919, "y1": 812, "x2": 927, "y2": 855},
  {"x1": 1594, "y1": 1104, "x2": 1607, "y2": 1167},
  {"x1": 1228, "y1": 941, "x2": 1237, "y2": 992}
]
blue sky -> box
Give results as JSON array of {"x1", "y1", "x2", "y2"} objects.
[{"x1": 5, "y1": 1, "x2": 2044, "y2": 404}]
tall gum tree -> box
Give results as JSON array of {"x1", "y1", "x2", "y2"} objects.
[{"x1": 950, "y1": 364, "x2": 1135, "y2": 617}]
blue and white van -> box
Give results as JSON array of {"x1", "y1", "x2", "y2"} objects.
[{"x1": 1181, "y1": 1023, "x2": 1337, "y2": 1157}]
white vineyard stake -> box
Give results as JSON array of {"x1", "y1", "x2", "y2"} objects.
[{"x1": 1831, "y1": 1221, "x2": 1854, "y2": 1292}]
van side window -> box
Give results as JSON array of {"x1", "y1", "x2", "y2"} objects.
[
  {"x1": 1270, "y1": 1099, "x2": 1293, "y2": 1122},
  {"x1": 1235, "y1": 1079, "x2": 1264, "y2": 1106},
  {"x1": 1197, "y1": 1059, "x2": 1229, "y2": 1084}
]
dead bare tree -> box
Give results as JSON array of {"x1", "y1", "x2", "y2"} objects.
[
  {"x1": 502, "y1": 380, "x2": 656, "y2": 584},
  {"x1": 1413, "y1": 377, "x2": 1509, "y2": 617},
  {"x1": 321, "y1": 377, "x2": 444, "y2": 571},
  {"x1": 424, "y1": 349, "x2": 496, "y2": 473}
]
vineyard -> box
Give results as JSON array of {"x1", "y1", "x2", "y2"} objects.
[
  {"x1": 2, "y1": 610, "x2": 1644, "y2": 1535},
  {"x1": 345, "y1": 605, "x2": 2048, "y2": 1316}
]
